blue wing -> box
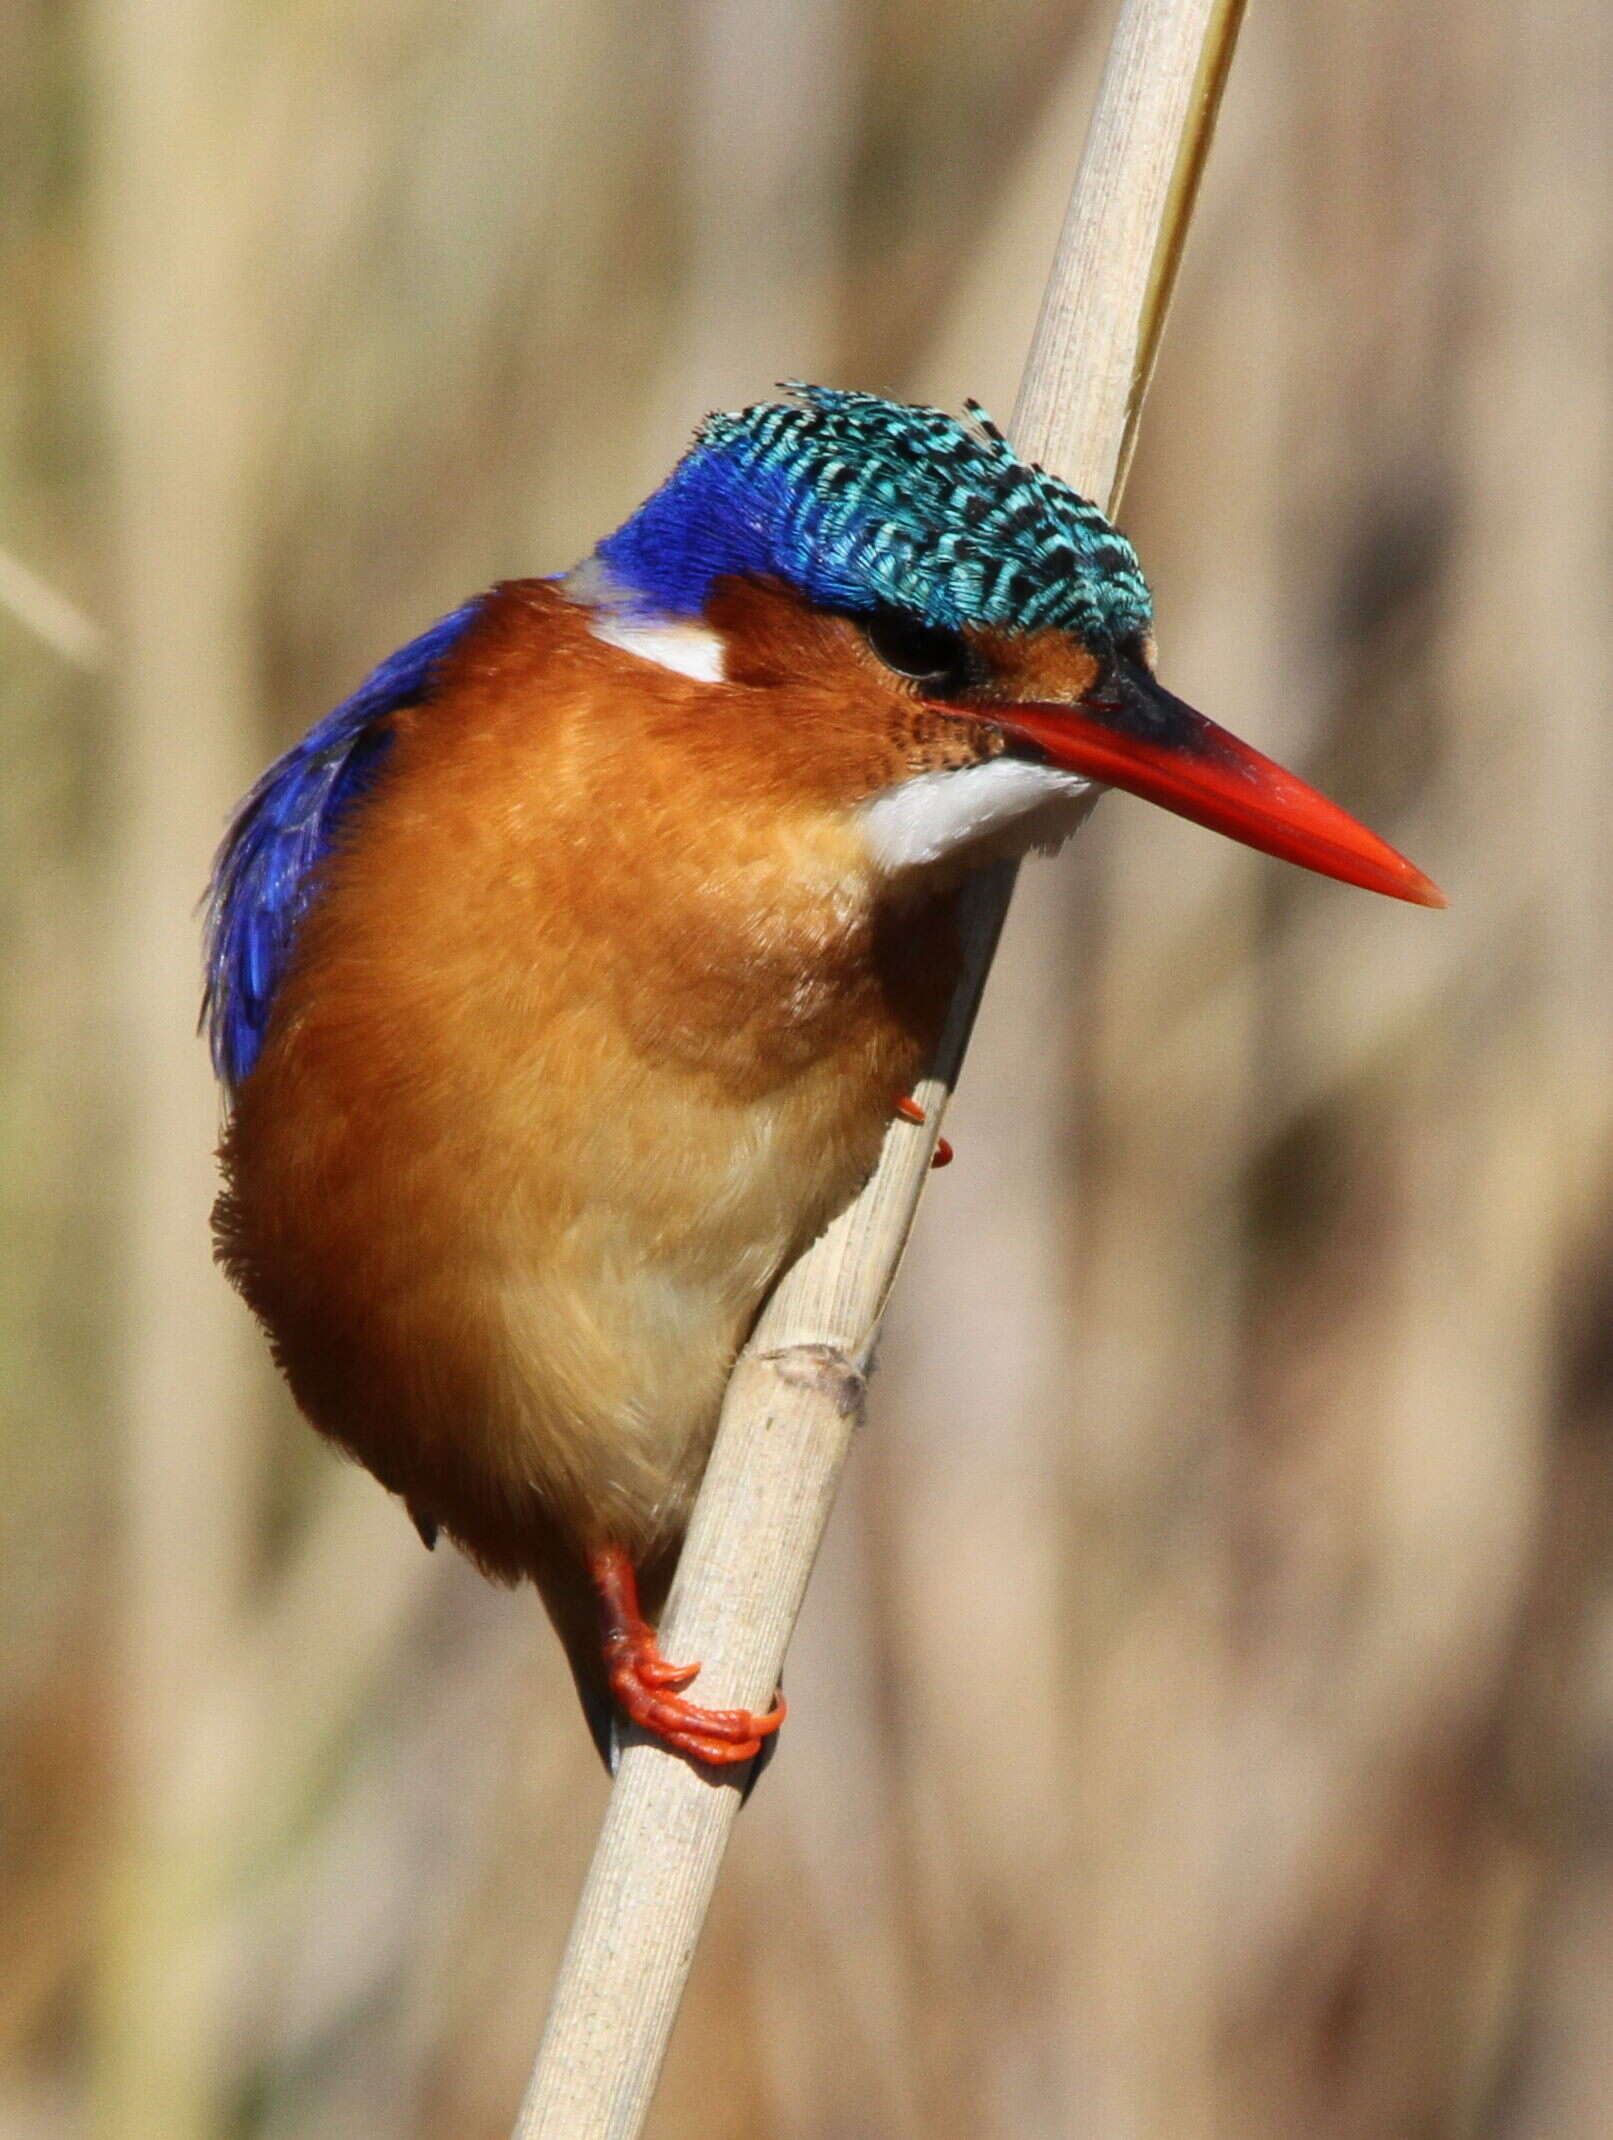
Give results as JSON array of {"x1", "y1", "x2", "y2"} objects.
[{"x1": 203, "y1": 601, "x2": 483, "y2": 1090}]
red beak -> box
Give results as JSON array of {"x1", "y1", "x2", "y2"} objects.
[{"x1": 937, "y1": 659, "x2": 1444, "y2": 908}]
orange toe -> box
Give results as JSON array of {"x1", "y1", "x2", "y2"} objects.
[
  {"x1": 606, "y1": 1650, "x2": 786, "y2": 1767},
  {"x1": 631, "y1": 1646, "x2": 702, "y2": 1693}
]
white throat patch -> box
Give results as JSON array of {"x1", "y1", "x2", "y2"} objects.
[{"x1": 858, "y1": 757, "x2": 1098, "y2": 875}]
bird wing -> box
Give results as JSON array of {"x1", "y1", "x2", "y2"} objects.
[{"x1": 202, "y1": 601, "x2": 483, "y2": 1090}]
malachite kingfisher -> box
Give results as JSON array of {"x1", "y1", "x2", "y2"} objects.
[{"x1": 204, "y1": 386, "x2": 1441, "y2": 1774}]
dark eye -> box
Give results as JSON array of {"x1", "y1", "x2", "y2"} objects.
[{"x1": 861, "y1": 609, "x2": 973, "y2": 694}]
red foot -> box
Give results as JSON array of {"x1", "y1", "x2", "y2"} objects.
[
  {"x1": 895, "y1": 1094, "x2": 954, "y2": 1168},
  {"x1": 587, "y1": 1546, "x2": 786, "y2": 1767}
]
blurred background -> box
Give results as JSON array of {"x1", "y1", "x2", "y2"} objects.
[{"x1": 4, "y1": 0, "x2": 1612, "y2": 2134}]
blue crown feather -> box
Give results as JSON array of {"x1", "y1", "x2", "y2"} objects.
[
  {"x1": 594, "y1": 384, "x2": 1154, "y2": 649},
  {"x1": 203, "y1": 601, "x2": 482, "y2": 1089}
]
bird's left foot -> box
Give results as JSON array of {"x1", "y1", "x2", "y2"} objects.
[{"x1": 587, "y1": 1544, "x2": 786, "y2": 1768}]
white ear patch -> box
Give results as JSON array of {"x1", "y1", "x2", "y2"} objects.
[
  {"x1": 587, "y1": 612, "x2": 727, "y2": 684},
  {"x1": 858, "y1": 757, "x2": 1098, "y2": 874}
]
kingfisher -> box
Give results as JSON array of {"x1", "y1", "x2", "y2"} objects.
[{"x1": 204, "y1": 386, "x2": 1440, "y2": 1773}]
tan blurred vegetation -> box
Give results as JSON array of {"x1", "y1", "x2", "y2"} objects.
[{"x1": 4, "y1": 0, "x2": 1612, "y2": 2134}]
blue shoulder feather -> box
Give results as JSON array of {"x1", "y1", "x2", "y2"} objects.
[{"x1": 203, "y1": 601, "x2": 482, "y2": 1090}]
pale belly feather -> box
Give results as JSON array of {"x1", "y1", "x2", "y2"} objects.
[{"x1": 474, "y1": 1050, "x2": 886, "y2": 1556}]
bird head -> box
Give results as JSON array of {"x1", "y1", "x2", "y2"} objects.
[{"x1": 567, "y1": 385, "x2": 1442, "y2": 905}]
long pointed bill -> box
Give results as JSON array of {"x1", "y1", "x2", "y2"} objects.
[{"x1": 940, "y1": 659, "x2": 1444, "y2": 908}]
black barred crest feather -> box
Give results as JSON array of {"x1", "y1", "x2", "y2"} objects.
[{"x1": 592, "y1": 384, "x2": 1154, "y2": 651}]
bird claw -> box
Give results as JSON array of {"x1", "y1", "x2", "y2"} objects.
[
  {"x1": 607, "y1": 1645, "x2": 785, "y2": 1767},
  {"x1": 631, "y1": 1646, "x2": 701, "y2": 1693},
  {"x1": 590, "y1": 1542, "x2": 785, "y2": 1769},
  {"x1": 895, "y1": 1093, "x2": 953, "y2": 1166}
]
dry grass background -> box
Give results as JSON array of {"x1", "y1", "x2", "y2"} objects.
[{"x1": 3, "y1": 1, "x2": 1612, "y2": 2135}]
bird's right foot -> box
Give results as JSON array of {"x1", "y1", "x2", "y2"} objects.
[
  {"x1": 895, "y1": 1093, "x2": 953, "y2": 1167},
  {"x1": 587, "y1": 1544, "x2": 786, "y2": 1768}
]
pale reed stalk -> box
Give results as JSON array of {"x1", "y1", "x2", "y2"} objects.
[{"x1": 512, "y1": 4, "x2": 1246, "y2": 2133}]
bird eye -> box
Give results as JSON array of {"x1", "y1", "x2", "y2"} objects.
[{"x1": 861, "y1": 609, "x2": 973, "y2": 694}]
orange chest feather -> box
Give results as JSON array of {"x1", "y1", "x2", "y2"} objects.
[
  {"x1": 231, "y1": 585, "x2": 962, "y2": 1281},
  {"x1": 276, "y1": 590, "x2": 956, "y2": 1101},
  {"x1": 219, "y1": 585, "x2": 962, "y2": 1576}
]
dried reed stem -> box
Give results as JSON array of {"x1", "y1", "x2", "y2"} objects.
[{"x1": 512, "y1": 4, "x2": 1246, "y2": 2133}]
